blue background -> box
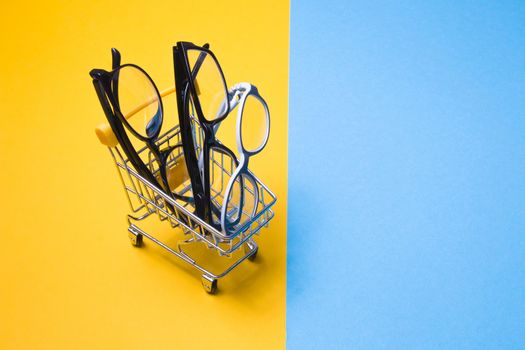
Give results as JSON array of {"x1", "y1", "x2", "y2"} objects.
[{"x1": 287, "y1": 1, "x2": 525, "y2": 349}]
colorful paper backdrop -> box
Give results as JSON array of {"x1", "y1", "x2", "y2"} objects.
[
  {"x1": 2, "y1": 1, "x2": 525, "y2": 349},
  {"x1": 288, "y1": 1, "x2": 525, "y2": 349},
  {"x1": 0, "y1": 1, "x2": 288, "y2": 349}
]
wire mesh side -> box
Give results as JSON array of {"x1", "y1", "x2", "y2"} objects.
[{"x1": 109, "y1": 124, "x2": 276, "y2": 257}]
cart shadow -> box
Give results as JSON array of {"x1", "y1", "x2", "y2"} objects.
[{"x1": 138, "y1": 228, "x2": 268, "y2": 297}]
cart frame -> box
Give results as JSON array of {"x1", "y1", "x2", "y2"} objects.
[{"x1": 105, "y1": 122, "x2": 276, "y2": 294}]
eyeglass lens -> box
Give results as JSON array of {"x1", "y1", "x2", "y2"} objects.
[
  {"x1": 114, "y1": 65, "x2": 162, "y2": 139},
  {"x1": 207, "y1": 147, "x2": 241, "y2": 225},
  {"x1": 240, "y1": 94, "x2": 268, "y2": 152},
  {"x1": 187, "y1": 49, "x2": 228, "y2": 122},
  {"x1": 223, "y1": 173, "x2": 258, "y2": 232}
]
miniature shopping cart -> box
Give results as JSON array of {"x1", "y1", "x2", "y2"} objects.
[{"x1": 95, "y1": 98, "x2": 276, "y2": 294}]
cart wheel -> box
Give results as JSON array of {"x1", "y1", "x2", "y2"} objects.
[
  {"x1": 248, "y1": 247, "x2": 258, "y2": 262},
  {"x1": 202, "y1": 275, "x2": 218, "y2": 294},
  {"x1": 128, "y1": 231, "x2": 143, "y2": 247}
]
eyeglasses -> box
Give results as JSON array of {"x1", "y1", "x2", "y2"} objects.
[
  {"x1": 173, "y1": 42, "x2": 242, "y2": 228},
  {"x1": 90, "y1": 49, "x2": 192, "y2": 207},
  {"x1": 219, "y1": 83, "x2": 270, "y2": 235}
]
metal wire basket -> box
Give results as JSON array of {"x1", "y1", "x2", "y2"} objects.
[{"x1": 104, "y1": 119, "x2": 276, "y2": 294}]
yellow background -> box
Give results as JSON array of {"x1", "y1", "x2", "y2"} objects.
[{"x1": 0, "y1": 1, "x2": 288, "y2": 349}]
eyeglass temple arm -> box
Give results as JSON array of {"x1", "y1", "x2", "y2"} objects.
[
  {"x1": 190, "y1": 46, "x2": 209, "y2": 95},
  {"x1": 111, "y1": 48, "x2": 121, "y2": 69}
]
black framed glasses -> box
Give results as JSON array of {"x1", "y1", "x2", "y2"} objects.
[
  {"x1": 90, "y1": 48, "x2": 192, "y2": 206},
  {"x1": 173, "y1": 42, "x2": 242, "y2": 228}
]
